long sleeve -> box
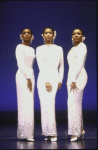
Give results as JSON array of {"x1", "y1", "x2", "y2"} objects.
[
  {"x1": 36, "y1": 47, "x2": 47, "y2": 82},
  {"x1": 58, "y1": 47, "x2": 64, "y2": 83},
  {"x1": 71, "y1": 44, "x2": 87, "y2": 82},
  {"x1": 36, "y1": 47, "x2": 45, "y2": 72},
  {"x1": 15, "y1": 45, "x2": 32, "y2": 79}
]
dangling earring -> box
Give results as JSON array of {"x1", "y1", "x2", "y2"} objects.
[
  {"x1": 21, "y1": 38, "x2": 24, "y2": 44},
  {"x1": 30, "y1": 39, "x2": 32, "y2": 44},
  {"x1": 53, "y1": 37, "x2": 55, "y2": 43},
  {"x1": 30, "y1": 35, "x2": 34, "y2": 44},
  {"x1": 43, "y1": 37, "x2": 46, "y2": 44},
  {"x1": 41, "y1": 34, "x2": 46, "y2": 43},
  {"x1": 52, "y1": 31, "x2": 57, "y2": 43},
  {"x1": 72, "y1": 38, "x2": 74, "y2": 45},
  {"x1": 43, "y1": 37, "x2": 45, "y2": 44},
  {"x1": 82, "y1": 37, "x2": 85, "y2": 42},
  {"x1": 20, "y1": 34, "x2": 24, "y2": 44}
]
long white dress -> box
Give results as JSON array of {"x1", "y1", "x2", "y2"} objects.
[
  {"x1": 15, "y1": 44, "x2": 35, "y2": 139},
  {"x1": 36, "y1": 44, "x2": 64, "y2": 136},
  {"x1": 67, "y1": 42, "x2": 88, "y2": 137}
]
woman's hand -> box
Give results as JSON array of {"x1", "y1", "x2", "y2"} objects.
[
  {"x1": 45, "y1": 82, "x2": 52, "y2": 92},
  {"x1": 70, "y1": 82, "x2": 79, "y2": 93},
  {"x1": 58, "y1": 82, "x2": 62, "y2": 90},
  {"x1": 27, "y1": 79, "x2": 32, "y2": 92}
]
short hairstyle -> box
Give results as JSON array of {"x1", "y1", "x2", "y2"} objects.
[
  {"x1": 72, "y1": 28, "x2": 84, "y2": 36},
  {"x1": 43, "y1": 27, "x2": 54, "y2": 35},
  {"x1": 21, "y1": 28, "x2": 33, "y2": 35}
]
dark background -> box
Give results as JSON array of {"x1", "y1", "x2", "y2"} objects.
[{"x1": 0, "y1": 1, "x2": 96, "y2": 112}]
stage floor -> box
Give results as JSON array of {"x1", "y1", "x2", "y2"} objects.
[{"x1": 0, "y1": 121, "x2": 97, "y2": 149}]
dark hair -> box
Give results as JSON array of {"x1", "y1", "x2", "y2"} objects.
[
  {"x1": 72, "y1": 28, "x2": 84, "y2": 36},
  {"x1": 43, "y1": 27, "x2": 54, "y2": 35},
  {"x1": 21, "y1": 28, "x2": 33, "y2": 35}
]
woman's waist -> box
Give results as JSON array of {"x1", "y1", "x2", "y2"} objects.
[
  {"x1": 39, "y1": 68, "x2": 58, "y2": 76},
  {"x1": 68, "y1": 67, "x2": 87, "y2": 76},
  {"x1": 18, "y1": 67, "x2": 34, "y2": 71},
  {"x1": 40, "y1": 67, "x2": 58, "y2": 72},
  {"x1": 16, "y1": 68, "x2": 34, "y2": 74},
  {"x1": 68, "y1": 66, "x2": 86, "y2": 71}
]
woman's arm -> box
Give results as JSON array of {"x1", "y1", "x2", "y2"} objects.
[
  {"x1": 71, "y1": 43, "x2": 87, "y2": 82},
  {"x1": 70, "y1": 43, "x2": 87, "y2": 93},
  {"x1": 58, "y1": 47, "x2": 64, "y2": 89},
  {"x1": 15, "y1": 45, "x2": 32, "y2": 79},
  {"x1": 36, "y1": 47, "x2": 52, "y2": 92},
  {"x1": 36, "y1": 47, "x2": 45, "y2": 72}
]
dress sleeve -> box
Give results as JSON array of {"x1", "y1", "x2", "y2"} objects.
[
  {"x1": 36, "y1": 47, "x2": 45, "y2": 72},
  {"x1": 58, "y1": 47, "x2": 64, "y2": 83},
  {"x1": 71, "y1": 43, "x2": 87, "y2": 82},
  {"x1": 15, "y1": 45, "x2": 32, "y2": 79},
  {"x1": 36, "y1": 47, "x2": 47, "y2": 83}
]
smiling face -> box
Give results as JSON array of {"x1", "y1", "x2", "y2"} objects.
[
  {"x1": 22, "y1": 28, "x2": 32, "y2": 42},
  {"x1": 72, "y1": 29, "x2": 83, "y2": 45},
  {"x1": 43, "y1": 28, "x2": 54, "y2": 44}
]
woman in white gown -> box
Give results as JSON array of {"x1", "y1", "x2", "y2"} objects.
[
  {"x1": 67, "y1": 28, "x2": 88, "y2": 141},
  {"x1": 36, "y1": 27, "x2": 64, "y2": 141},
  {"x1": 15, "y1": 28, "x2": 35, "y2": 141}
]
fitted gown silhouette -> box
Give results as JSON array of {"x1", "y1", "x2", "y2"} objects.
[
  {"x1": 67, "y1": 42, "x2": 88, "y2": 137},
  {"x1": 15, "y1": 44, "x2": 35, "y2": 139},
  {"x1": 36, "y1": 44, "x2": 64, "y2": 136}
]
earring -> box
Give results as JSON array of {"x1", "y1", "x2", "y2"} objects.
[
  {"x1": 21, "y1": 38, "x2": 24, "y2": 44},
  {"x1": 20, "y1": 34, "x2": 22, "y2": 39},
  {"x1": 82, "y1": 37, "x2": 85, "y2": 42},
  {"x1": 30, "y1": 35, "x2": 34, "y2": 44},
  {"x1": 53, "y1": 37, "x2": 55, "y2": 43},
  {"x1": 43, "y1": 37, "x2": 45, "y2": 44},
  {"x1": 20, "y1": 34, "x2": 24, "y2": 44},
  {"x1": 30, "y1": 39, "x2": 32, "y2": 44},
  {"x1": 52, "y1": 31, "x2": 57, "y2": 43},
  {"x1": 72, "y1": 38, "x2": 74, "y2": 45},
  {"x1": 41, "y1": 34, "x2": 46, "y2": 43}
]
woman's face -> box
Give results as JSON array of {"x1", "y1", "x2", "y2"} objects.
[
  {"x1": 22, "y1": 29, "x2": 32, "y2": 42},
  {"x1": 72, "y1": 29, "x2": 83, "y2": 43},
  {"x1": 43, "y1": 28, "x2": 54, "y2": 43}
]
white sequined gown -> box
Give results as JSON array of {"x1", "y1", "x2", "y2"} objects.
[
  {"x1": 67, "y1": 42, "x2": 88, "y2": 137},
  {"x1": 15, "y1": 44, "x2": 35, "y2": 139},
  {"x1": 36, "y1": 44, "x2": 64, "y2": 136}
]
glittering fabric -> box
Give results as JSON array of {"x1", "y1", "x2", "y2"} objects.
[
  {"x1": 15, "y1": 44, "x2": 35, "y2": 139},
  {"x1": 67, "y1": 42, "x2": 88, "y2": 137},
  {"x1": 36, "y1": 44, "x2": 64, "y2": 136}
]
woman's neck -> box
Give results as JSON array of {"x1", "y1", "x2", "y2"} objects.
[
  {"x1": 74, "y1": 41, "x2": 82, "y2": 47},
  {"x1": 22, "y1": 41, "x2": 30, "y2": 46},
  {"x1": 45, "y1": 41, "x2": 53, "y2": 45}
]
